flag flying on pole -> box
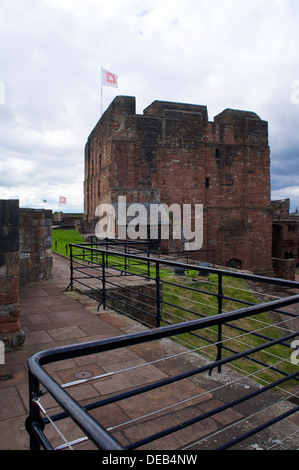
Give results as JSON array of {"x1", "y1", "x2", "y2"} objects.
[
  {"x1": 59, "y1": 196, "x2": 67, "y2": 204},
  {"x1": 102, "y1": 68, "x2": 118, "y2": 88}
]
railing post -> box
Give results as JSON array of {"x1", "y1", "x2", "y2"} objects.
[
  {"x1": 105, "y1": 238, "x2": 108, "y2": 265},
  {"x1": 155, "y1": 261, "x2": 161, "y2": 327},
  {"x1": 25, "y1": 370, "x2": 44, "y2": 450},
  {"x1": 217, "y1": 273, "x2": 223, "y2": 373},
  {"x1": 147, "y1": 242, "x2": 150, "y2": 280},
  {"x1": 124, "y1": 242, "x2": 127, "y2": 275},
  {"x1": 102, "y1": 251, "x2": 106, "y2": 310},
  {"x1": 70, "y1": 244, "x2": 73, "y2": 290},
  {"x1": 91, "y1": 240, "x2": 93, "y2": 264}
]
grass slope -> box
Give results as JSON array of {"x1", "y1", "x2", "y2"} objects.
[{"x1": 52, "y1": 229, "x2": 85, "y2": 256}]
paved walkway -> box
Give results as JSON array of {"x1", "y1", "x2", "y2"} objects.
[{"x1": 0, "y1": 254, "x2": 298, "y2": 450}]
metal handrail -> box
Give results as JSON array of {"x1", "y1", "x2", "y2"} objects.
[
  {"x1": 25, "y1": 242, "x2": 299, "y2": 450},
  {"x1": 68, "y1": 243, "x2": 299, "y2": 364},
  {"x1": 26, "y1": 295, "x2": 299, "y2": 449},
  {"x1": 69, "y1": 241, "x2": 299, "y2": 287}
]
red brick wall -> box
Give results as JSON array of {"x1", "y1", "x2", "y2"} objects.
[
  {"x1": 272, "y1": 199, "x2": 299, "y2": 261},
  {"x1": 84, "y1": 96, "x2": 273, "y2": 275}
]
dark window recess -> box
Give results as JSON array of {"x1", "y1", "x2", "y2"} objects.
[{"x1": 205, "y1": 178, "x2": 210, "y2": 188}]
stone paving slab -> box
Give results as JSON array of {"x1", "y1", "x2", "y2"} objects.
[{"x1": 0, "y1": 253, "x2": 298, "y2": 451}]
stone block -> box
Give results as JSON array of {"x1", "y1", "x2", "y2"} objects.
[
  {"x1": 0, "y1": 226, "x2": 19, "y2": 252},
  {"x1": 0, "y1": 302, "x2": 21, "y2": 317},
  {"x1": 0, "y1": 316, "x2": 21, "y2": 334},
  {"x1": 0, "y1": 329, "x2": 25, "y2": 350},
  {"x1": 37, "y1": 225, "x2": 48, "y2": 238},
  {"x1": 0, "y1": 277, "x2": 19, "y2": 305},
  {"x1": 6, "y1": 252, "x2": 19, "y2": 277}
]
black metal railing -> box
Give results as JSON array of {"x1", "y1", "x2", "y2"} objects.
[
  {"x1": 66, "y1": 242, "x2": 299, "y2": 367},
  {"x1": 25, "y1": 242, "x2": 299, "y2": 450}
]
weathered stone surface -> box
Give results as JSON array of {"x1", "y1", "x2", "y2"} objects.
[
  {"x1": 0, "y1": 203, "x2": 53, "y2": 350},
  {"x1": 0, "y1": 200, "x2": 23, "y2": 347},
  {"x1": 19, "y1": 208, "x2": 53, "y2": 285},
  {"x1": 84, "y1": 96, "x2": 272, "y2": 275}
]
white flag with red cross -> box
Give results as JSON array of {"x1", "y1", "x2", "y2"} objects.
[{"x1": 102, "y1": 68, "x2": 118, "y2": 88}]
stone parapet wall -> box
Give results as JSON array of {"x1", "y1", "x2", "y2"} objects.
[
  {"x1": 0, "y1": 202, "x2": 53, "y2": 352},
  {"x1": 0, "y1": 200, "x2": 25, "y2": 350},
  {"x1": 19, "y1": 209, "x2": 53, "y2": 286},
  {"x1": 272, "y1": 257, "x2": 296, "y2": 281}
]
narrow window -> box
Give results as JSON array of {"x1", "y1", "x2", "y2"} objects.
[{"x1": 205, "y1": 177, "x2": 210, "y2": 188}]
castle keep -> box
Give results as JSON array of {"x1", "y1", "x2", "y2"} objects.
[{"x1": 84, "y1": 96, "x2": 273, "y2": 275}]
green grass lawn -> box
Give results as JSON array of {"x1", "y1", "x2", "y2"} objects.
[
  {"x1": 52, "y1": 229, "x2": 85, "y2": 255},
  {"x1": 51, "y1": 229, "x2": 160, "y2": 276}
]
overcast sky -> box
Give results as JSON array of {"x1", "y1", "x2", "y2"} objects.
[{"x1": 1, "y1": 0, "x2": 299, "y2": 213}]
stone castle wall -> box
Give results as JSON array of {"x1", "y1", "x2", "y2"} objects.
[
  {"x1": 0, "y1": 202, "x2": 53, "y2": 351},
  {"x1": 19, "y1": 209, "x2": 53, "y2": 286},
  {"x1": 84, "y1": 96, "x2": 273, "y2": 275},
  {"x1": 0, "y1": 200, "x2": 24, "y2": 350}
]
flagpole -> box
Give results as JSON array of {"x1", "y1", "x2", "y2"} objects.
[{"x1": 101, "y1": 66, "x2": 103, "y2": 117}]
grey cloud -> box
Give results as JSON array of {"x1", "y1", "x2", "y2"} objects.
[{"x1": 0, "y1": 0, "x2": 299, "y2": 212}]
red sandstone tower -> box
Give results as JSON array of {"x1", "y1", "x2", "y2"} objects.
[{"x1": 84, "y1": 96, "x2": 272, "y2": 275}]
